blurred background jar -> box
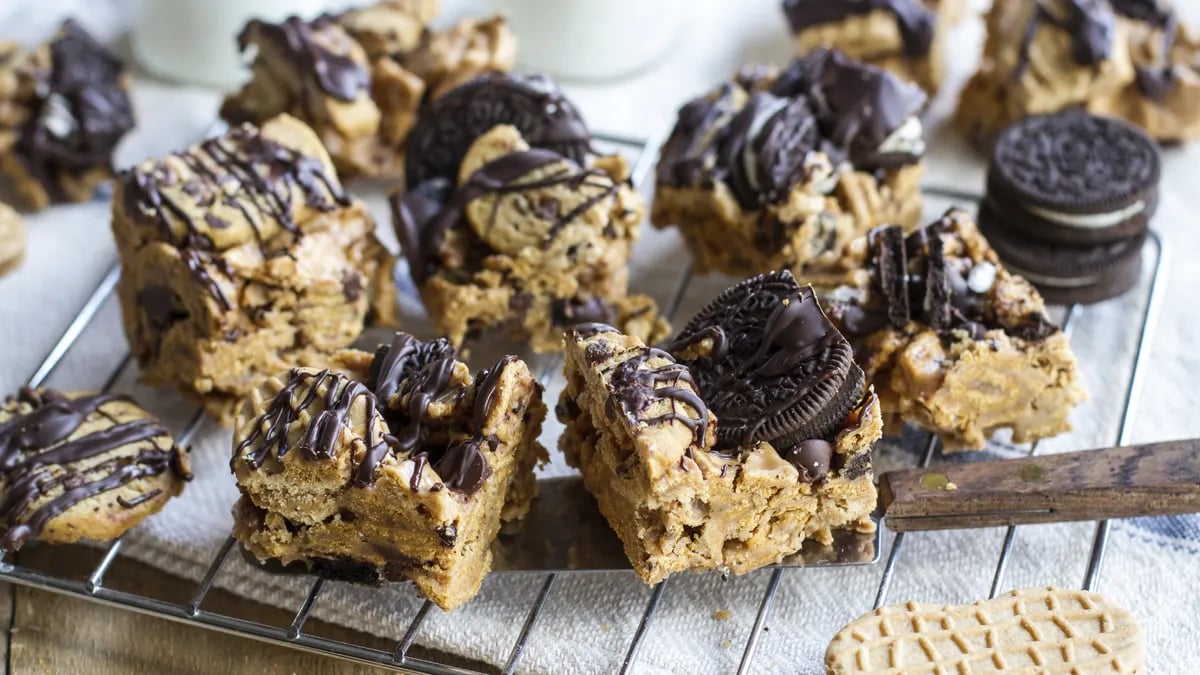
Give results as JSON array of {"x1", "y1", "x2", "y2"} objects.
[
  {"x1": 483, "y1": 0, "x2": 686, "y2": 80},
  {"x1": 131, "y1": 0, "x2": 350, "y2": 88}
]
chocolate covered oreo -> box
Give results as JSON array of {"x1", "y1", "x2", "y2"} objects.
[
  {"x1": 980, "y1": 112, "x2": 1157, "y2": 304},
  {"x1": 404, "y1": 72, "x2": 591, "y2": 188},
  {"x1": 668, "y1": 270, "x2": 864, "y2": 449}
]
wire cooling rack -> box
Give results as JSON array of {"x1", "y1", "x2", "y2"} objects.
[{"x1": 0, "y1": 131, "x2": 1168, "y2": 675}]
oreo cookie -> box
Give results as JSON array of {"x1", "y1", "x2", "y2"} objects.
[
  {"x1": 985, "y1": 111, "x2": 1160, "y2": 245},
  {"x1": 979, "y1": 112, "x2": 1155, "y2": 304},
  {"x1": 720, "y1": 92, "x2": 819, "y2": 210},
  {"x1": 978, "y1": 204, "x2": 1145, "y2": 305},
  {"x1": 404, "y1": 72, "x2": 592, "y2": 188},
  {"x1": 668, "y1": 270, "x2": 864, "y2": 449}
]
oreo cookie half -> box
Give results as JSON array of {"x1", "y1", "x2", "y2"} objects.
[
  {"x1": 986, "y1": 111, "x2": 1160, "y2": 245},
  {"x1": 404, "y1": 72, "x2": 592, "y2": 188},
  {"x1": 668, "y1": 270, "x2": 864, "y2": 449},
  {"x1": 979, "y1": 203, "x2": 1145, "y2": 305}
]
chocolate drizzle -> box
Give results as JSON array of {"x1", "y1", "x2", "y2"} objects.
[
  {"x1": 1014, "y1": 0, "x2": 1114, "y2": 79},
  {"x1": 236, "y1": 333, "x2": 512, "y2": 496},
  {"x1": 239, "y1": 16, "x2": 369, "y2": 102},
  {"x1": 830, "y1": 213, "x2": 1059, "y2": 342},
  {"x1": 122, "y1": 124, "x2": 349, "y2": 314},
  {"x1": 781, "y1": 0, "x2": 936, "y2": 57},
  {"x1": 609, "y1": 348, "x2": 711, "y2": 449},
  {"x1": 0, "y1": 388, "x2": 187, "y2": 552},
  {"x1": 122, "y1": 124, "x2": 349, "y2": 252},
  {"x1": 393, "y1": 148, "x2": 618, "y2": 284},
  {"x1": 16, "y1": 20, "x2": 135, "y2": 201}
]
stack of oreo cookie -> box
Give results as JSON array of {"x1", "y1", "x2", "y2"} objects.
[{"x1": 977, "y1": 111, "x2": 1159, "y2": 304}]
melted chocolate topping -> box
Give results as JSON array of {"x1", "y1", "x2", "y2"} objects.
[
  {"x1": 781, "y1": 0, "x2": 936, "y2": 57},
  {"x1": 831, "y1": 214, "x2": 1058, "y2": 342},
  {"x1": 1015, "y1": 0, "x2": 1114, "y2": 79},
  {"x1": 0, "y1": 388, "x2": 187, "y2": 552},
  {"x1": 236, "y1": 334, "x2": 511, "y2": 496},
  {"x1": 239, "y1": 15, "x2": 369, "y2": 102},
  {"x1": 657, "y1": 49, "x2": 925, "y2": 205},
  {"x1": 1111, "y1": 0, "x2": 1180, "y2": 101},
  {"x1": 551, "y1": 296, "x2": 612, "y2": 328},
  {"x1": 16, "y1": 20, "x2": 135, "y2": 201},
  {"x1": 122, "y1": 125, "x2": 348, "y2": 311},
  {"x1": 392, "y1": 148, "x2": 617, "y2": 284},
  {"x1": 771, "y1": 49, "x2": 927, "y2": 169}
]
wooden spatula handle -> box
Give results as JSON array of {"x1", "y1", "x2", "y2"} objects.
[{"x1": 880, "y1": 439, "x2": 1200, "y2": 532}]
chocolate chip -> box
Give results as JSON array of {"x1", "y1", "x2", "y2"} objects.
[{"x1": 784, "y1": 439, "x2": 833, "y2": 483}]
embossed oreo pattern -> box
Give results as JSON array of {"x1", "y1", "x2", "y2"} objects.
[
  {"x1": 990, "y1": 112, "x2": 1160, "y2": 214},
  {"x1": 669, "y1": 271, "x2": 863, "y2": 448}
]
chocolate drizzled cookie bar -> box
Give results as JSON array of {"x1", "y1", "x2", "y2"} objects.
[
  {"x1": 653, "y1": 49, "x2": 927, "y2": 277},
  {"x1": 802, "y1": 208, "x2": 1086, "y2": 450},
  {"x1": 558, "y1": 271, "x2": 881, "y2": 584},
  {"x1": 222, "y1": 1, "x2": 514, "y2": 178},
  {"x1": 0, "y1": 388, "x2": 190, "y2": 552},
  {"x1": 113, "y1": 114, "x2": 396, "y2": 425},
  {"x1": 393, "y1": 74, "x2": 667, "y2": 353},
  {"x1": 232, "y1": 332, "x2": 546, "y2": 610},
  {"x1": 0, "y1": 20, "x2": 135, "y2": 210},
  {"x1": 782, "y1": 0, "x2": 961, "y2": 93},
  {"x1": 956, "y1": 0, "x2": 1200, "y2": 147}
]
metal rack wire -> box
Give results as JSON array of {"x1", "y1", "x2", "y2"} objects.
[{"x1": 0, "y1": 131, "x2": 1168, "y2": 675}]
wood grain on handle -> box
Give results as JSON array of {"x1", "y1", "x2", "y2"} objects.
[{"x1": 880, "y1": 439, "x2": 1200, "y2": 531}]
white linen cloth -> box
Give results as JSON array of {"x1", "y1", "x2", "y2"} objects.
[{"x1": 2, "y1": 1, "x2": 1199, "y2": 673}]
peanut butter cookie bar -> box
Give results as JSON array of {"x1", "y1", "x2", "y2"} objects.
[
  {"x1": 802, "y1": 208, "x2": 1086, "y2": 451},
  {"x1": 956, "y1": 0, "x2": 1200, "y2": 148},
  {"x1": 0, "y1": 387, "x2": 191, "y2": 552},
  {"x1": 653, "y1": 49, "x2": 926, "y2": 278},
  {"x1": 558, "y1": 271, "x2": 882, "y2": 584},
  {"x1": 232, "y1": 332, "x2": 547, "y2": 610},
  {"x1": 113, "y1": 114, "x2": 397, "y2": 425},
  {"x1": 782, "y1": 0, "x2": 961, "y2": 93},
  {"x1": 221, "y1": 2, "x2": 514, "y2": 178},
  {"x1": 394, "y1": 111, "x2": 667, "y2": 353},
  {"x1": 0, "y1": 20, "x2": 135, "y2": 210}
]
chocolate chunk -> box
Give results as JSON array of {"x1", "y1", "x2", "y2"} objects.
[
  {"x1": 404, "y1": 73, "x2": 591, "y2": 189},
  {"x1": 783, "y1": 439, "x2": 833, "y2": 483},
  {"x1": 433, "y1": 438, "x2": 492, "y2": 495},
  {"x1": 721, "y1": 92, "x2": 819, "y2": 210},
  {"x1": 870, "y1": 226, "x2": 910, "y2": 329},
  {"x1": 236, "y1": 16, "x2": 369, "y2": 102},
  {"x1": 656, "y1": 84, "x2": 742, "y2": 189},
  {"x1": 18, "y1": 21, "x2": 135, "y2": 199},
  {"x1": 369, "y1": 333, "x2": 458, "y2": 406},
  {"x1": 1016, "y1": 0, "x2": 1115, "y2": 78},
  {"x1": 551, "y1": 296, "x2": 612, "y2": 327},
  {"x1": 918, "y1": 235, "x2": 952, "y2": 331},
  {"x1": 770, "y1": 49, "x2": 926, "y2": 169},
  {"x1": 137, "y1": 284, "x2": 187, "y2": 333},
  {"x1": 670, "y1": 270, "x2": 864, "y2": 448}
]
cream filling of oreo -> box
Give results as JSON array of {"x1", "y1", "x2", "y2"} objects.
[
  {"x1": 1025, "y1": 200, "x2": 1145, "y2": 230},
  {"x1": 740, "y1": 96, "x2": 792, "y2": 195},
  {"x1": 1005, "y1": 263, "x2": 1102, "y2": 288},
  {"x1": 877, "y1": 116, "x2": 926, "y2": 158}
]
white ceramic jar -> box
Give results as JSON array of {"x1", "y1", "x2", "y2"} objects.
[
  {"x1": 487, "y1": 0, "x2": 685, "y2": 80},
  {"x1": 131, "y1": 0, "x2": 350, "y2": 89}
]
